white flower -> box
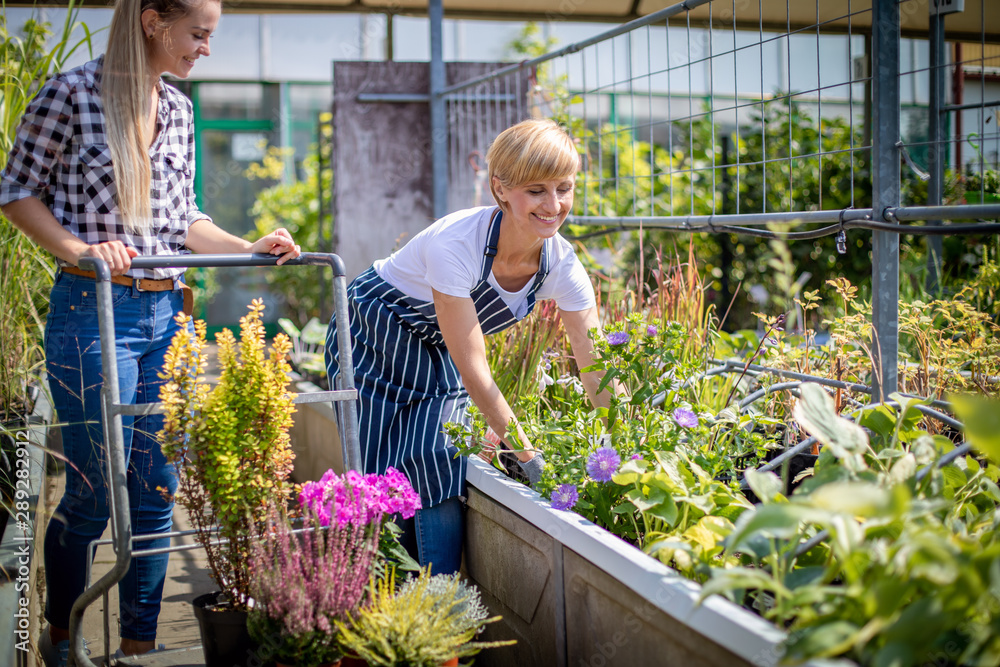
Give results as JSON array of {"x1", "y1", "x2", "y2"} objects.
[
  {"x1": 556, "y1": 374, "x2": 585, "y2": 395},
  {"x1": 538, "y1": 371, "x2": 555, "y2": 392}
]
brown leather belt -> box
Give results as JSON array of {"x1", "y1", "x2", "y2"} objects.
[
  {"x1": 61, "y1": 264, "x2": 176, "y2": 291},
  {"x1": 60, "y1": 265, "x2": 194, "y2": 315}
]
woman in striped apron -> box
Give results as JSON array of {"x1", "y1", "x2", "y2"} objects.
[{"x1": 326, "y1": 119, "x2": 609, "y2": 574}]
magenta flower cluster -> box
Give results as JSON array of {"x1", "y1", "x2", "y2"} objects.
[
  {"x1": 551, "y1": 484, "x2": 579, "y2": 511},
  {"x1": 586, "y1": 447, "x2": 621, "y2": 483},
  {"x1": 299, "y1": 467, "x2": 421, "y2": 529}
]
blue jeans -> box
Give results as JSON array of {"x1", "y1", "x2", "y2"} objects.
[
  {"x1": 397, "y1": 496, "x2": 464, "y2": 575},
  {"x1": 44, "y1": 272, "x2": 183, "y2": 641}
]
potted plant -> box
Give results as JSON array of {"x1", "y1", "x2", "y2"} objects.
[
  {"x1": 158, "y1": 299, "x2": 297, "y2": 667},
  {"x1": 248, "y1": 467, "x2": 422, "y2": 667},
  {"x1": 335, "y1": 567, "x2": 514, "y2": 667}
]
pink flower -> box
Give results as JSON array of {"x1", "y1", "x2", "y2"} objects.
[{"x1": 299, "y1": 467, "x2": 422, "y2": 528}]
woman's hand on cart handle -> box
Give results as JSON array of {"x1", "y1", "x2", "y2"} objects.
[
  {"x1": 78, "y1": 242, "x2": 138, "y2": 276},
  {"x1": 250, "y1": 227, "x2": 300, "y2": 265}
]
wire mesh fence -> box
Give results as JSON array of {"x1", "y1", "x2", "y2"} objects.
[
  {"x1": 434, "y1": 0, "x2": 1000, "y2": 398},
  {"x1": 442, "y1": 0, "x2": 999, "y2": 228}
]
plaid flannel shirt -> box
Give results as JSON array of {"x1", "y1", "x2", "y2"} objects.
[{"x1": 0, "y1": 57, "x2": 211, "y2": 280}]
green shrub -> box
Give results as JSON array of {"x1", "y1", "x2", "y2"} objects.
[{"x1": 158, "y1": 299, "x2": 297, "y2": 609}]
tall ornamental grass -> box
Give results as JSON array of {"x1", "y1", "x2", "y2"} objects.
[{"x1": 1, "y1": 3, "x2": 97, "y2": 420}]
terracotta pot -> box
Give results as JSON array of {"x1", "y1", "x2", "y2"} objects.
[
  {"x1": 275, "y1": 661, "x2": 342, "y2": 667},
  {"x1": 441, "y1": 659, "x2": 459, "y2": 667}
]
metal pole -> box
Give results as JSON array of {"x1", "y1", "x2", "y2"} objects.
[
  {"x1": 68, "y1": 258, "x2": 131, "y2": 667},
  {"x1": 870, "y1": 0, "x2": 901, "y2": 402},
  {"x1": 429, "y1": 0, "x2": 448, "y2": 219},
  {"x1": 926, "y1": 9, "x2": 945, "y2": 294}
]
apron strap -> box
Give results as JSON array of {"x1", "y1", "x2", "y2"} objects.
[{"x1": 481, "y1": 208, "x2": 503, "y2": 280}]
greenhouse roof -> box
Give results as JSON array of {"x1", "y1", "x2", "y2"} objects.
[{"x1": 13, "y1": 0, "x2": 1000, "y2": 40}]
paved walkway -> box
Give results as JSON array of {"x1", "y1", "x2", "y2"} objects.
[{"x1": 40, "y1": 460, "x2": 214, "y2": 664}]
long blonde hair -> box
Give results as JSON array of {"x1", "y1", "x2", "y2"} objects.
[{"x1": 102, "y1": 0, "x2": 202, "y2": 234}]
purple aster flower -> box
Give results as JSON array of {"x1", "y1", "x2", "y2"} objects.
[
  {"x1": 646, "y1": 325, "x2": 658, "y2": 336},
  {"x1": 630, "y1": 453, "x2": 642, "y2": 460},
  {"x1": 586, "y1": 447, "x2": 621, "y2": 483},
  {"x1": 606, "y1": 331, "x2": 630, "y2": 346},
  {"x1": 551, "y1": 484, "x2": 579, "y2": 511},
  {"x1": 673, "y1": 407, "x2": 699, "y2": 428}
]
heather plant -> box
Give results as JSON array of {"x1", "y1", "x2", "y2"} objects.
[
  {"x1": 336, "y1": 567, "x2": 513, "y2": 667},
  {"x1": 158, "y1": 300, "x2": 297, "y2": 609},
  {"x1": 249, "y1": 481, "x2": 384, "y2": 667},
  {"x1": 398, "y1": 572, "x2": 490, "y2": 633},
  {"x1": 248, "y1": 502, "x2": 377, "y2": 667}
]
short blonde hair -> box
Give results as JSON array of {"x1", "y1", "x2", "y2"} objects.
[{"x1": 486, "y1": 119, "x2": 580, "y2": 211}]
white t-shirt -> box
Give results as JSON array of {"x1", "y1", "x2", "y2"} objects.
[{"x1": 374, "y1": 206, "x2": 595, "y2": 319}]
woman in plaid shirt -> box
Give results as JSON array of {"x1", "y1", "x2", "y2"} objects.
[{"x1": 0, "y1": 0, "x2": 299, "y2": 662}]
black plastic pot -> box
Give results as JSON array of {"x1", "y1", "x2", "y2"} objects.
[{"x1": 192, "y1": 591, "x2": 259, "y2": 667}]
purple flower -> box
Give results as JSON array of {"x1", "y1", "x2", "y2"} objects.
[
  {"x1": 551, "y1": 484, "x2": 579, "y2": 511},
  {"x1": 673, "y1": 407, "x2": 699, "y2": 428},
  {"x1": 646, "y1": 325, "x2": 658, "y2": 336},
  {"x1": 606, "y1": 331, "x2": 630, "y2": 346},
  {"x1": 586, "y1": 447, "x2": 621, "y2": 483},
  {"x1": 630, "y1": 453, "x2": 642, "y2": 460}
]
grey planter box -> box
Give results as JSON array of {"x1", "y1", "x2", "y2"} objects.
[
  {"x1": 288, "y1": 379, "x2": 345, "y2": 484},
  {"x1": 0, "y1": 391, "x2": 52, "y2": 667},
  {"x1": 464, "y1": 456, "x2": 806, "y2": 667}
]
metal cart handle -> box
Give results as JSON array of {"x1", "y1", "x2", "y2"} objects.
[{"x1": 82, "y1": 251, "x2": 348, "y2": 275}]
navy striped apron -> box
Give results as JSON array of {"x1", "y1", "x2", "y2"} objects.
[{"x1": 326, "y1": 210, "x2": 551, "y2": 507}]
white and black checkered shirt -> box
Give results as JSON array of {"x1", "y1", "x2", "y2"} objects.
[{"x1": 0, "y1": 57, "x2": 211, "y2": 280}]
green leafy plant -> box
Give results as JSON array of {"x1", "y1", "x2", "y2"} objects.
[
  {"x1": 700, "y1": 384, "x2": 1000, "y2": 666},
  {"x1": 335, "y1": 568, "x2": 513, "y2": 667},
  {"x1": 158, "y1": 299, "x2": 297, "y2": 610},
  {"x1": 613, "y1": 451, "x2": 753, "y2": 582}
]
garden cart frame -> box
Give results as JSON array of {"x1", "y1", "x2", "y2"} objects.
[{"x1": 65, "y1": 252, "x2": 361, "y2": 667}]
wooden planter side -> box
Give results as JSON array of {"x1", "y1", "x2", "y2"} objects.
[{"x1": 464, "y1": 457, "x2": 793, "y2": 667}]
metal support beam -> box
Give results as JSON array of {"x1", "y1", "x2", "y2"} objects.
[
  {"x1": 926, "y1": 10, "x2": 945, "y2": 293},
  {"x1": 429, "y1": 0, "x2": 448, "y2": 219},
  {"x1": 871, "y1": 0, "x2": 901, "y2": 401}
]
